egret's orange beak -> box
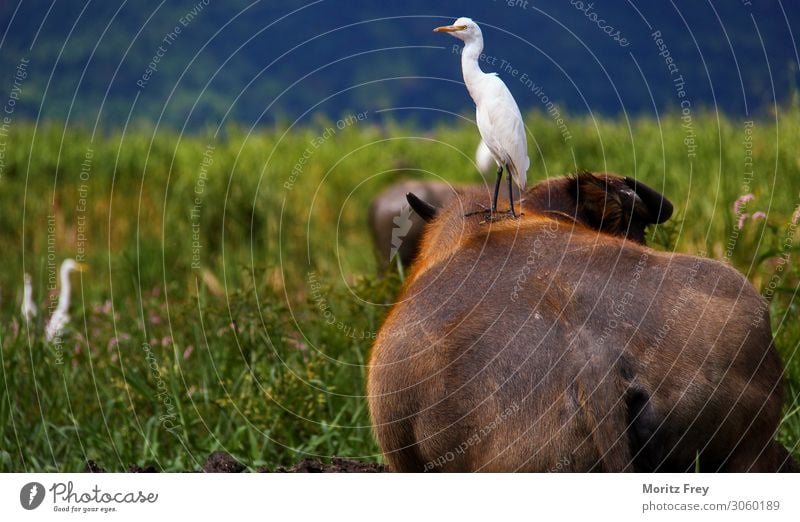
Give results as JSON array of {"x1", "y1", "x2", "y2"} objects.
[
  {"x1": 434, "y1": 25, "x2": 467, "y2": 33},
  {"x1": 75, "y1": 263, "x2": 89, "y2": 273}
]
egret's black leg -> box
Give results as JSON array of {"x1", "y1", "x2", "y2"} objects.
[
  {"x1": 492, "y1": 165, "x2": 503, "y2": 212},
  {"x1": 507, "y1": 169, "x2": 517, "y2": 217}
]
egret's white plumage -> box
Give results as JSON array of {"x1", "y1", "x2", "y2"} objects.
[
  {"x1": 45, "y1": 259, "x2": 87, "y2": 342},
  {"x1": 21, "y1": 273, "x2": 37, "y2": 323},
  {"x1": 436, "y1": 17, "x2": 529, "y2": 215},
  {"x1": 475, "y1": 139, "x2": 495, "y2": 177}
]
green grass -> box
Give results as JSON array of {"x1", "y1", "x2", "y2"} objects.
[{"x1": 1, "y1": 107, "x2": 800, "y2": 471}]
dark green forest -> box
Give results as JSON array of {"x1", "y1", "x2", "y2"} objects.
[{"x1": 0, "y1": 1, "x2": 797, "y2": 129}]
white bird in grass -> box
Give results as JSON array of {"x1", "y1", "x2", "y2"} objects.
[
  {"x1": 45, "y1": 259, "x2": 88, "y2": 342},
  {"x1": 435, "y1": 17, "x2": 529, "y2": 217},
  {"x1": 21, "y1": 273, "x2": 37, "y2": 323}
]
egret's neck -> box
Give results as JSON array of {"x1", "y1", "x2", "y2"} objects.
[
  {"x1": 24, "y1": 282, "x2": 32, "y2": 300},
  {"x1": 57, "y1": 269, "x2": 72, "y2": 313},
  {"x1": 460, "y1": 37, "x2": 486, "y2": 102}
]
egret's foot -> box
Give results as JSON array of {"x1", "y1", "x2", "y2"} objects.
[
  {"x1": 464, "y1": 203, "x2": 492, "y2": 217},
  {"x1": 482, "y1": 209, "x2": 522, "y2": 223},
  {"x1": 484, "y1": 212, "x2": 511, "y2": 223}
]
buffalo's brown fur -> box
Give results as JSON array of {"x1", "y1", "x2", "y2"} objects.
[{"x1": 367, "y1": 189, "x2": 795, "y2": 472}]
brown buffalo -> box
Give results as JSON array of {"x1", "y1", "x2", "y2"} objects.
[
  {"x1": 368, "y1": 172, "x2": 673, "y2": 270},
  {"x1": 523, "y1": 172, "x2": 673, "y2": 244},
  {"x1": 367, "y1": 186, "x2": 796, "y2": 472}
]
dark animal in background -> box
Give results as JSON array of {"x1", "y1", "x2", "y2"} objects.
[
  {"x1": 368, "y1": 180, "x2": 454, "y2": 272},
  {"x1": 368, "y1": 172, "x2": 673, "y2": 271},
  {"x1": 367, "y1": 187, "x2": 795, "y2": 472}
]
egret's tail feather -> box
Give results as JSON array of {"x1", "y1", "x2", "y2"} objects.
[{"x1": 507, "y1": 159, "x2": 528, "y2": 191}]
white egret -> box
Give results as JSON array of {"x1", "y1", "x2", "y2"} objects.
[
  {"x1": 21, "y1": 273, "x2": 37, "y2": 323},
  {"x1": 475, "y1": 139, "x2": 495, "y2": 177},
  {"x1": 45, "y1": 259, "x2": 88, "y2": 342},
  {"x1": 435, "y1": 17, "x2": 529, "y2": 217}
]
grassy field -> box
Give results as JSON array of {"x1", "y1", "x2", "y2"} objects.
[{"x1": 1, "y1": 106, "x2": 800, "y2": 471}]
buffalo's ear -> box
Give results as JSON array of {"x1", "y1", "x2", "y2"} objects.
[
  {"x1": 406, "y1": 192, "x2": 438, "y2": 223},
  {"x1": 623, "y1": 176, "x2": 673, "y2": 224},
  {"x1": 572, "y1": 172, "x2": 627, "y2": 231},
  {"x1": 572, "y1": 172, "x2": 673, "y2": 243}
]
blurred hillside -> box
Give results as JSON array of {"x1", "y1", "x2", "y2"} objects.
[{"x1": 0, "y1": 0, "x2": 798, "y2": 130}]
